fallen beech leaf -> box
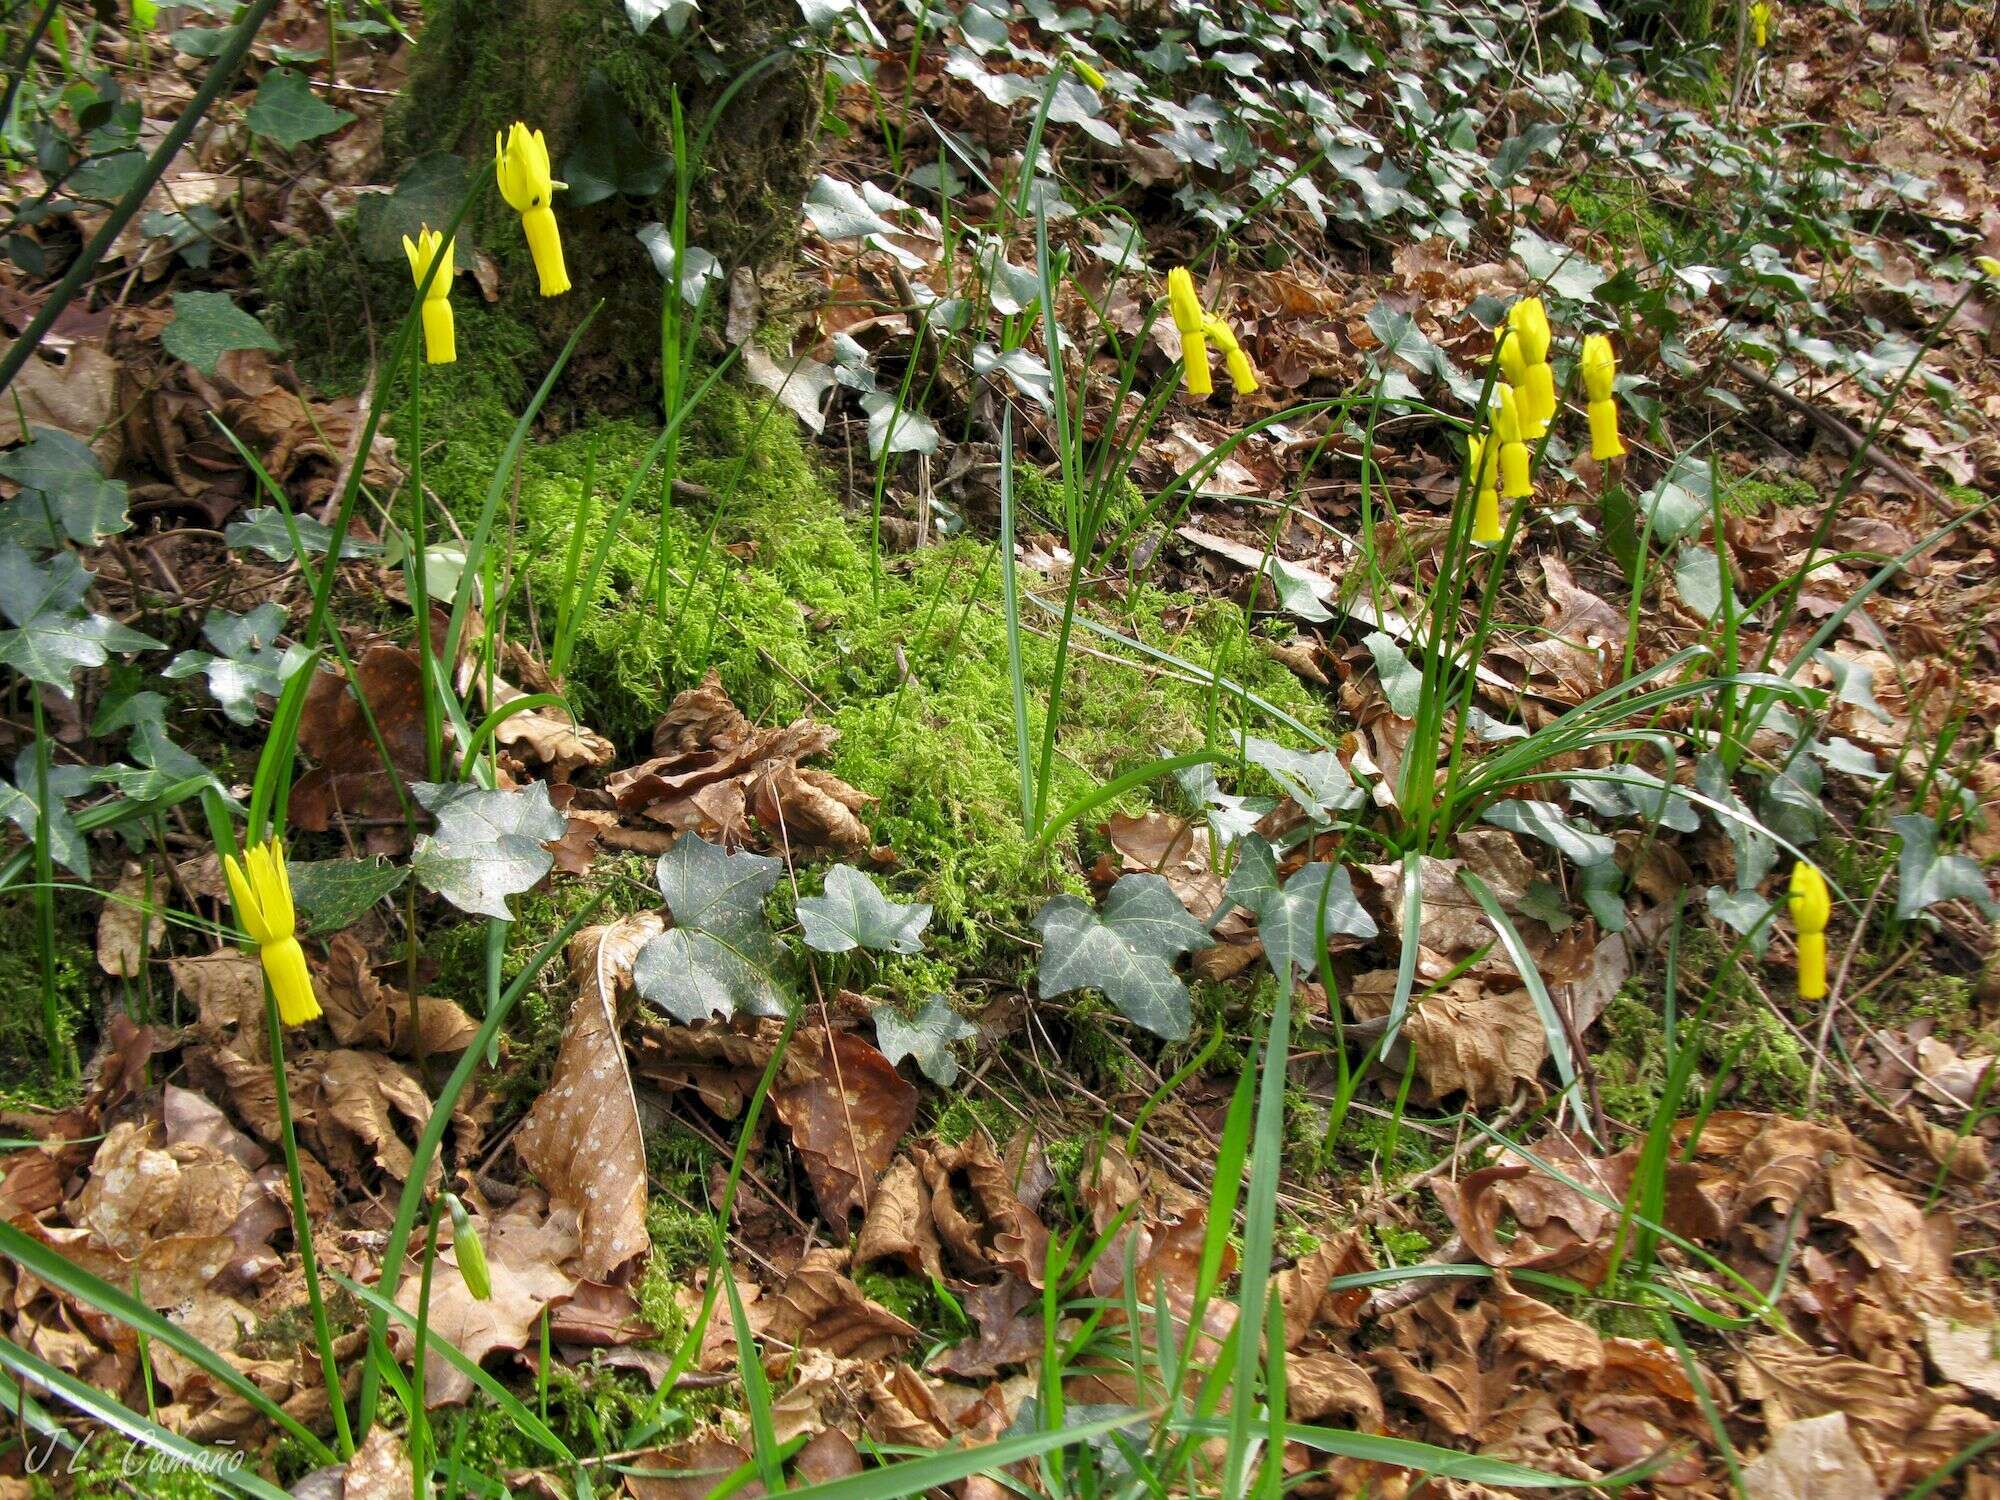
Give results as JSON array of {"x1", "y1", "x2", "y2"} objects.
[
  {"x1": 758, "y1": 1246, "x2": 919, "y2": 1360},
  {"x1": 931, "y1": 1276, "x2": 1041, "y2": 1378},
  {"x1": 515, "y1": 914, "x2": 656, "y2": 1280},
  {"x1": 1741, "y1": 1411, "x2": 1881, "y2": 1500},
  {"x1": 317, "y1": 932, "x2": 478, "y2": 1055},
  {"x1": 1102, "y1": 810, "x2": 1224, "y2": 916},
  {"x1": 1350, "y1": 975, "x2": 1545, "y2": 1108},
  {"x1": 773, "y1": 1027, "x2": 918, "y2": 1226},
  {"x1": 340, "y1": 1427, "x2": 416, "y2": 1500},
  {"x1": 1920, "y1": 1314, "x2": 2000, "y2": 1400},
  {"x1": 291, "y1": 648, "x2": 430, "y2": 830},
  {"x1": 855, "y1": 1153, "x2": 944, "y2": 1279},
  {"x1": 490, "y1": 680, "x2": 615, "y2": 782},
  {"x1": 96, "y1": 860, "x2": 165, "y2": 977},
  {"x1": 1289, "y1": 1349, "x2": 1385, "y2": 1427},
  {"x1": 312, "y1": 1049, "x2": 438, "y2": 1191},
  {"x1": 626, "y1": 1436, "x2": 761, "y2": 1500}
]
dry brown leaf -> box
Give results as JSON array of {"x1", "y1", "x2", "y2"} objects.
[
  {"x1": 394, "y1": 1198, "x2": 579, "y2": 1406},
  {"x1": 1276, "y1": 1230, "x2": 1373, "y2": 1348},
  {"x1": 1496, "y1": 1278, "x2": 1605, "y2": 1374},
  {"x1": 772, "y1": 1027, "x2": 917, "y2": 1227},
  {"x1": 169, "y1": 951, "x2": 268, "y2": 1051},
  {"x1": 1742, "y1": 1411, "x2": 1882, "y2": 1500},
  {"x1": 1101, "y1": 811, "x2": 1224, "y2": 917},
  {"x1": 317, "y1": 933, "x2": 479, "y2": 1056},
  {"x1": 854, "y1": 1152, "x2": 944, "y2": 1280},
  {"x1": 341, "y1": 1427, "x2": 416, "y2": 1500},
  {"x1": 312, "y1": 1049, "x2": 438, "y2": 1191},
  {"x1": 930, "y1": 1276, "x2": 1041, "y2": 1378},
  {"x1": 757, "y1": 1246, "x2": 919, "y2": 1360},
  {"x1": 1921, "y1": 1314, "x2": 2000, "y2": 1400},
  {"x1": 491, "y1": 679, "x2": 615, "y2": 781},
  {"x1": 1289, "y1": 1349, "x2": 1386, "y2": 1427},
  {"x1": 515, "y1": 915, "x2": 656, "y2": 1281},
  {"x1": 923, "y1": 1132, "x2": 1051, "y2": 1286},
  {"x1": 625, "y1": 1436, "x2": 761, "y2": 1499},
  {"x1": 1434, "y1": 1140, "x2": 1615, "y2": 1274},
  {"x1": 1350, "y1": 975, "x2": 1544, "y2": 1108},
  {"x1": 291, "y1": 648, "x2": 432, "y2": 832},
  {"x1": 96, "y1": 861, "x2": 166, "y2": 978}
]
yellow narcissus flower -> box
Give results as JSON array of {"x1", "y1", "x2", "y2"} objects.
[
  {"x1": 1165, "y1": 267, "x2": 1211, "y2": 397},
  {"x1": 1579, "y1": 333, "x2": 1627, "y2": 461},
  {"x1": 1788, "y1": 861, "x2": 1830, "y2": 1000},
  {"x1": 402, "y1": 225, "x2": 456, "y2": 366},
  {"x1": 1201, "y1": 313, "x2": 1259, "y2": 395},
  {"x1": 1750, "y1": 0, "x2": 1771, "y2": 47},
  {"x1": 1507, "y1": 297, "x2": 1556, "y2": 435},
  {"x1": 222, "y1": 838, "x2": 320, "y2": 1027},
  {"x1": 1490, "y1": 383, "x2": 1533, "y2": 500},
  {"x1": 1974, "y1": 255, "x2": 2000, "y2": 283},
  {"x1": 1465, "y1": 433, "x2": 1502, "y2": 545},
  {"x1": 495, "y1": 122, "x2": 570, "y2": 297}
]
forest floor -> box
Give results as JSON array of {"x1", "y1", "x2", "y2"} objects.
[{"x1": 2, "y1": 0, "x2": 2000, "y2": 1495}]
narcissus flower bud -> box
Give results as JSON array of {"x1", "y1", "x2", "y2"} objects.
[
  {"x1": 1579, "y1": 334, "x2": 1626, "y2": 461},
  {"x1": 402, "y1": 225, "x2": 456, "y2": 366},
  {"x1": 1068, "y1": 53, "x2": 1107, "y2": 89},
  {"x1": 222, "y1": 839, "x2": 320, "y2": 1028},
  {"x1": 1788, "y1": 861, "x2": 1830, "y2": 1001},
  {"x1": 1974, "y1": 255, "x2": 2000, "y2": 283},
  {"x1": 1165, "y1": 268, "x2": 1211, "y2": 397},
  {"x1": 1507, "y1": 297, "x2": 1557, "y2": 435},
  {"x1": 1465, "y1": 433, "x2": 1502, "y2": 545},
  {"x1": 495, "y1": 122, "x2": 570, "y2": 298},
  {"x1": 446, "y1": 1195, "x2": 491, "y2": 1302},
  {"x1": 1490, "y1": 383, "x2": 1533, "y2": 500}
]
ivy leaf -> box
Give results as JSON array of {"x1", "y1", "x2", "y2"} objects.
[
  {"x1": 1263, "y1": 554, "x2": 1332, "y2": 622},
  {"x1": 971, "y1": 343, "x2": 1054, "y2": 409},
  {"x1": 1672, "y1": 544, "x2": 1741, "y2": 623},
  {"x1": 874, "y1": 994, "x2": 976, "y2": 1085},
  {"x1": 245, "y1": 67, "x2": 354, "y2": 150},
  {"x1": 1483, "y1": 799, "x2": 1617, "y2": 868},
  {"x1": 410, "y1": 782, "x2": 565, "y2": 920},
  {"x1": 625, "y1": 0, "x2": 699, "y2": 34},
  {"x1": 635, "y1": 226, "x2": 723, "y2": 307},
  {"x1": 355, "y1": 153, "x2": 470, "y2": 263},
  {"x1": 1363, "y1": 630, "x2": 1423, "y2": 717},
  {"x1": 633, "y1": 836, "x2": 787, "y2": 1022},
  {"x1": 0, "y1": 428, "x2": 129, "y2": 548},
  {"x1": 562, "y1": 70, "x2": 672, "y2": 207},
  {"x1": 162, "y1": 600, "x2": 302, "y2": 724},
  {"x1": 1240, "y1": 735, "x2": 1364, "y2": 822},
  {"x1": 797, "y1": 863, "x2": 932, "y2": 954},
  {"x1": 1511, "y1": 225, "x2": 1607, "y2": 304},
  {"x1": 1706, "y1": 886, "x2": 1773, "y2": 957},
  {"x1": 1639, "y1": 455, "x2": 1711, "y2": 545},
  {"x1": 1697, "y1": 752, "x2": 1776, "y2": 892},
  {"x1": 225, "y1": 506, "x2": 381, "y2": 561},
  {"x1": 289, "y1": 855, "x2": 409, "y2": 934},
  {"x1": 1215, "y1": 835, "x2": 1375, "y2": 981},
  {"x1": 1892, "y1": 814, "x2": 1998, "y2": 921},
  {"x1": 1034, "y1": 874, "x2": 1212, "y2": 1040},
  {"x1": 1814, "y1": 649, "x2": 1892, "y2": 723},
  {"x1": 0, "y1": 749, "x2": 97, "y2": 877},
  {"x1": 0, "y1": 545, "x2": 158, "y2": 695},
  {"x1": 161, "y1": 291, "x2": 281, "y2": 375}
]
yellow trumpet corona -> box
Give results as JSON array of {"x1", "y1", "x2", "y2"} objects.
[
  {"x1": 402, "y1": 225, "x2": 457, "y2": 366},
  {"x1": 1466, "y1": 433, "x2": 1502, "y2": 545},
  {"x1": 1165, "y1": 267, "x2": 1211, "y2": 396},
  {"x1": 222, "y1": 838, "x2": 320, "y2": 1028},
  {"x1": 1201, "y1": 313, "x2": 1259, "y2": 395},
  {"x1": 1579, "y1": 333, "x2": 1627, "y2": 461},
  {"x1": 495, "y1": 122, "x2": 570, "y2": 298},
  {"x1": 1750, "y1": 1, "x2": 1770, "y2": 47},
  {"x1": 1788, "y1": 861, "x2": 1830, "y2": 1000},
  {"x1": 1507, "y1": 297, "x2": 1557, "y2": 435},
  {"x1": 1490, "y1": 383, "x2": 1533, "y2": 500}
]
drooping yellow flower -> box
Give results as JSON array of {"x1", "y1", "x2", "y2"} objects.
[
  {"x1": 1974, "y1": 255, "x2": 2000, "y2": 284},
  {"x1": 1201, "y1": 313, "x2": 1259, "y2": 395},
  {"x1": 1465, "y1": 432, "x2": 1502, "y2": 545},
  {"x1": 1750, "y1": 0, "x2": 1771, "y2": 48},
  {"x1": 1579, "y1": 333, "x2": 1626, "y2": 461},
  {"x1": 1490, "y1": 383, "x2": 1533, "y2": 500},
  {"x1": 1165, "y1": 267, "x2": 1211, "y2": 397},
  {"x1": 1507, "y1": 297, "x2": 1556, "y2": 435},
  {"x1": 495, "y1": 122, "x2": 570, "y2": 298},
  {"x1": 222, "y1": 838, "x2": 320, "y2": 1028},
  {"x1": 402, "y1": 225, "x2": 457, "y2": 366},
  {"x1": 1788, "y1": 861, "x2": 1830, "y2": 1000}
]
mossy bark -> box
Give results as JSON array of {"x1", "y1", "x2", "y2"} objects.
[{"x1": 389, "y1": 0, "x2": 819, "y2": 408}]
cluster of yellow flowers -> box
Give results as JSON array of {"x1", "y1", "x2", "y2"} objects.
[
  {"x1": 401, "y1": 121, "x2": 572, "y2": 366},
  {"x1": 1165, "y1": 267, "x2": 1259, "y2": 398},
  {"x1": 1462, "y1": 296, "x2": 1626, "y2": 544}
]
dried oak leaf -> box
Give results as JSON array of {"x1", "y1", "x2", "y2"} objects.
[
  {"x1": 170, "y1": 951, "x2": 268, "y2": 1052},
  {"x1": 393, "y1": 1198, "x2": 581, "y2": 1406},
  {"x1": 1433, "y1": 1139, "x2": 1616, "y2": 1275},
  {"x1": 291, "y1": 647, "x2": 431, "y2": 831},
  {"x1": 490, "y1": 679, "x2": 614, "y2": 782},
  {"x1": 757, "y1": 1246, "x2": 919, "y2": 1360},
  {"x1": 317, "y1": 932, "x2": 478, "y2": 1056},
  {"x1": 1276, "y1": 1230, "x2": 1373, "y2": 1348},
  {"x1": 772, "y1": 1027, "x2": 917, "y2": 1227},
  {"x1": 515, "y1": 914, "x2": 657, "y2": 1281},
  {"x1": 923, "y1": 1132, "x2": 1051, "y2": 1286}
]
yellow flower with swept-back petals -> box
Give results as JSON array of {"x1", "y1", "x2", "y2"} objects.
[
  {"x1": 1465, "y1": 432, "x2": 1502, "y2": 545},
  {"x1": 402, "y1": 225, "x2": 456, "y2": 365},
  {"x1": 222, "y1": 838, "x2": 320, "y2": 1027},
  {"x1": 1490, "y1": 383, "x2": 1533, "y2": 501},
  {"x1": 495, "y1": 122, "x2": 570, "y2": 297},
  {"x1": 1750, "y1": 1, "x2": 1771, "y2": 48},
  {"x1": 1788, "y1": 861, "x2": 1830, "y2": 1000},
  {"x1": 1579, "y1": 333, "x2": 1627, "y2": 461},
  {"x1": 1201, "y1": 313, "x2": 1259, "y2": 396},
  {"x1": 1507, "y1": 297, "x2": 1556, "y2": 435},
  {"x1": 1165, "y1": 267, "x2": 1211, "y2": 397}
]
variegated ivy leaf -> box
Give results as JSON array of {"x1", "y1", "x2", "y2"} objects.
[
  {"x1": 0, "y1": 750, "x2": 97, "y2": 877},
  {"x1": 633, "y1": 835, "x2": 787, "y2": 1023},
  {"x1": 1214, "y1": 835, "x2": 1375, "y2": 981},
  {"x1": 1034, "y1": 874, "x2": 1212, "y2": 1040},
  {"x1": 1173, "y1": 760, "x2": 1268, "y2": 845},
  {"x1": 1048, "y1": 77, "x2": 1120, "y2": 147},
  {"x1": 1813, "y1": 649, "x2": 1892, "y2": 723},
  {"x1": 797, "y1": 863, "x2": 932, "y2": 955},
  {"x1": 1697, "y1": 752, "x2": 1776, "y2": 892},
  {"x1": 635, "y1": 226, "x2": 723, "y2": 307},
  {"x1": 1706, "y1": 886, "x2": 1773, "y2": 957},
  {"x1": 805, "y1": 174, "x2": 900, "y2": 241},
  {"x1": 860, "y1": 392, "x2": 940, "y2": 459},
  {"x1": 162, "y1": 601, "x2": 306, "y2": 724},
  {"x1": 0, "y1": 429, "x2": 129, "y2": 549},
  {"x1": 411, "y1": 782, "x2": 565, "y2": 921},
  {"x1": 874, "y1": 994, "x2": 976, "y2": 1085},
  {"x1": 0, "y1": 544, "x2": 159, "y2": 696},
  {"x1": 972, "y1": 344, "x2": 1054, "y2": 409},
  {"x1": 1482, "y1": 799, "x2": 1617, "y2": 869},
  {"x1": 1264, "y1": 555, "x2": 1333, "y2": 623},
  {"x1": 1363, "y1": 631, "x2": 1422, "y2": 717},
  {"x1": 1240, "y1": 735, "x2": 1365, "y2": 823},
  {"x1": 625, "y1": 0, "x2": 698, "y2": 35},
  {"x1": 1892, "y1": 814, "x2": 1998, "y2": 921},
  {"x1": 1510, "y1": 225, "x2": 1607, "y2": 304},
  {"x1": 1672, "y1": 544, "x2": 1742, "y2": 622},
  {"x1": 225, "y1": 506, "x2": 380, "y2": 562}
]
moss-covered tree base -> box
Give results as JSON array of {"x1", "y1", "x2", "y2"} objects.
[{"x1": 386, "y1": 0, "x2": 819, "y2": 408}]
